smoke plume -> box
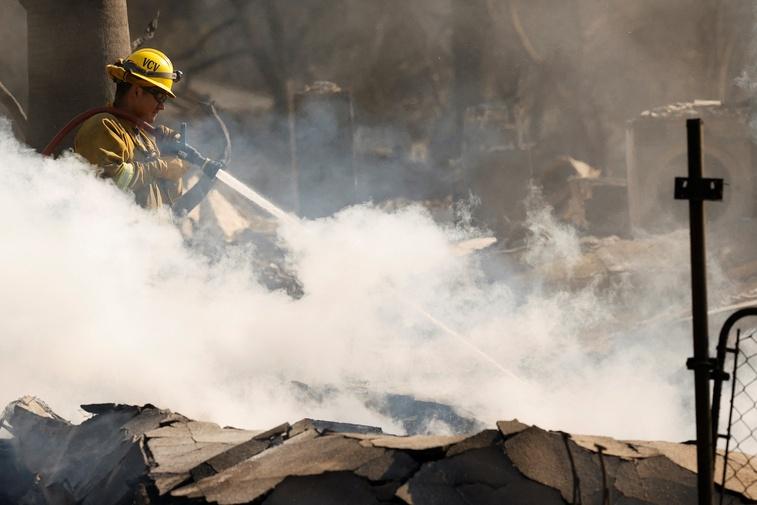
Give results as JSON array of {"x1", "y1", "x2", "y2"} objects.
[{"x1": 0, "y1": 119, "x2": 703, "y2": 440}]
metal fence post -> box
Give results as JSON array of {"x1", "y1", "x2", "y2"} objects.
[{"x1": 674, "y1": 117, "x2": 724, "y2": 505}]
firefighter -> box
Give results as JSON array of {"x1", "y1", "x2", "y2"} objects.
[{"x1": 74, "y1": 48, "x2": 188, "y2": 209}]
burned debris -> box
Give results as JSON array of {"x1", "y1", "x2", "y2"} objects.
[
  {"x1": 6, "y1": 2, "x2": 757, "y2": 505},
  {"x1": 1, "y1": 397, "x2": 754, "y2": 504}
]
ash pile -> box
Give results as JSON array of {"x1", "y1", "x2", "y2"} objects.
[{"x1": 1, "y1": 398, "x2": 754, "y2": 505}]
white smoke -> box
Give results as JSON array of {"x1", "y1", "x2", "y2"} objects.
[{"x1": 0, "y1": 120, "x2": 700, "y2": 440}]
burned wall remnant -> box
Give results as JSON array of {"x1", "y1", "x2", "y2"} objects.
[
  {"x1": 626, "y1": 101, "x2": 756, "y2": 235},
  {"x1": 462, "y1": 102, "x2": 533, "y2": 243},
  {"x1": 568, "y1": 177, "x2": 630, "y2": 237},
  {"x1": 293, "y1": 81, "x2": 356, "y2": 219}
]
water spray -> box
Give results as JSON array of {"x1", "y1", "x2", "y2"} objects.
[
  {"x1": 217, "y1": 170, "x2": 525, "y2": 384},
  {"x1": 214, "y1": 170, "x2": 298, "y2": 227},
  {"x1": 42, "y1": 106, "x2": 524, "y2": 385},
  {"x1": 395, "y1": 292, "x2": 526, "y2": 384}
]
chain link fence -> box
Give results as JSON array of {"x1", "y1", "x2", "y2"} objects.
[{"x1": 715, "y1": 327, "x2": 757, "y2": 503}]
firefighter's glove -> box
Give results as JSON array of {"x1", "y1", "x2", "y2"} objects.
[
  {"x1": 155, "y1": 125, "x2": 184, "y2": 156},
  {"x1": 159, "y1": 157, "x2": 189, "y2": 181},
  {"x1": 155, "y1": 125, "x2": 181, "y2": 142}
]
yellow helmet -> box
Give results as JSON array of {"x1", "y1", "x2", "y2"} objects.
[{"x1": 106, "y1": 48, "x2": 183, "y2": 98}]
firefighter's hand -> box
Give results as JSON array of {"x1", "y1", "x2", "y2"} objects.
[
  {"x1": 177, "y1": 144, "x2": 206, "y2": 166},
  {"x1": 160, "y1": 157, "x2": 188, "y2": 181},
  {"x1": 155, "y1": 125, "x2": 181, "y2": 142},
  {"x1": 156, "y1": 126, "x2": 183, "y2": 156}
]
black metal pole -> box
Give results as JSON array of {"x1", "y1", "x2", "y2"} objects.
[{"x1": 686, "y1": 118, "x2": 714, "y2": 505}]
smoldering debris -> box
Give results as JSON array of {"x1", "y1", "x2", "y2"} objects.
[
  {"x1": 289, "y1": 381, "x2": 485, "y2": 435},
  {"x1": 0, "y1": 119, "x2": 727, "y2": 442},
  {"x1": 2, "y1": 397, "x2": 755, "y2": 505}
]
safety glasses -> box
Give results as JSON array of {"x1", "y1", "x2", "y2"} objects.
[{"x1": 144, "y1": 87, "x2": 169, "y2": 104}]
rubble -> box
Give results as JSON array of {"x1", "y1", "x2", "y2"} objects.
[
  {"x1": 1, "y1": 398, "x2": 755, "y2": 504},
  {"x1": 638, "y1": 100, "x2": 735, "y2": 119},
  {"x1": 627, "y1": 100, "x2": 754, "y2": 235}
]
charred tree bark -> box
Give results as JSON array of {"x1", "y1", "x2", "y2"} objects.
[{"x1": 20, "y1": 0, "x2": 131, "y2": 151}]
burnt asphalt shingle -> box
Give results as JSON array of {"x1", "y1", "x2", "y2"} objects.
[
  {"x1": 0, "y1": 439, "x2": 34, "y2": 505},
  {"x1": 189, "y1": 422, "x2": 292, "y2": 482},
  {"x1": 147, "y1": 421, "x2": 260, "y2": 495},
  {"x1": 505, "y1": 426, "x2": 593, "y2": 502},
  {"x1": 4, "y1": 399, "x2": 757, "y2": 505},
  {"x1": 363, "y1": 434, "x2": 466, "y2": 451},
  {"x1": 354, "y1": 449, "x2": 419, "y2": 482},
  {"x1": 171, "y1": 431, "x2": 393, "y2": 503},
  {"x1": 6, "y1": 401, "x2": 169, "y2": 505},
  {"x1": 396, "y1": 445, "x2": 523, "y2": 504},
  {"x1": 289, "y1": 418, "x2": 384, "y2": 437},
  {"x1": 262, "y1": 472, "x2": 381, "y2": 505},
  {"x1": 614, "y1": 456, "x2": 698, "y2": 505},
  {"x1": 446, "y1": 429, "x2": 503, "y2": 457},
  {"x1": 496, "y1": 419, "x2": 529, "y2": 438}
]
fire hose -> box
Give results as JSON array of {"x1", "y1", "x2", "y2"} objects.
[{"x1": 42, "y1": 106, "x2": 227, "y2": 216}]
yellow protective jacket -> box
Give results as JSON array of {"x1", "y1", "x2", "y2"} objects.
[{"x1": 74, "y1": 113, "x2": 183, "y2": 209}]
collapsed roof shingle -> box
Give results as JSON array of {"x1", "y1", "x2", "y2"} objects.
[{"x1": 2, "y1": 398, "x2": 755, "y2": 505}]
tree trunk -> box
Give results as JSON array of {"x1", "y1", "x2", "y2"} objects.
[{"x1": 20, "y1": 0, "x2": 131, "y2": 151}]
